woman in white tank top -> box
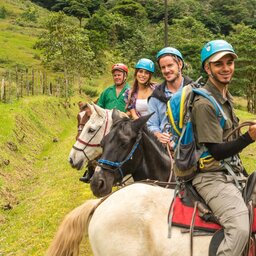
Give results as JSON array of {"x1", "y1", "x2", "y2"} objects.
[{"x1": 125, "y1": 58, "x2": 157, "y2": 119}]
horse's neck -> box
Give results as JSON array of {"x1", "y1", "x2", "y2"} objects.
[
  {"x1": 132, "y1": 130, "x2": 171, "y2": 181},
  {"x1": 142, "y1": 130, "x2": 169, "y2": 160},
  {"x1": 105, "y1": 110, "x2": 113, "y2": 134}
]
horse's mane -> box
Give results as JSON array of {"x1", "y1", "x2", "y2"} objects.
[
  {"x1": 111, "y1": 117, "x2": 168, "y2": 155},
  {"x1": 142, "y1": 126, "x2": 168, "y2": 154}
]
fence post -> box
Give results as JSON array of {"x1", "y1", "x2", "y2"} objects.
[
  {"x1": 25, "y1": 67, "x2": 29, "y2": 96},
  {"x1": 31, "y1": 68, "x2": 34, "y2": 96},
  {"x1": 1, "y1": 78, "x2": 5, "y2": 102},
  {"x1": 20, "y1": 71, "x2": 23, "y2": 98},
  {"x1": 16, "y1": 66, "x2": 19, "y2": 99}
]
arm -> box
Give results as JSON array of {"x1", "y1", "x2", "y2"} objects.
[
  {"x1": 147, "y1": 97, "x2": 161, "y2": 133},
  {"x1": 130, "y1": 109, "x2": 139, "y2": 120},
  {"x1": 206, "y1": 132, "x2": 254, "y2": 160},
  {"x1": 193, "y1": 99, "x2": 256, "y2": 160},
  {"x1": 147, "y1": 97, "x2": 171, "y2": 144}
]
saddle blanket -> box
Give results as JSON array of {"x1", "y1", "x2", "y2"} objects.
[{"x1": 172, "y1": 197, "x2": 256, "y2": 233}]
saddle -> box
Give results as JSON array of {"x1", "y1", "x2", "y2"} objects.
[{"x1": 169, "y1": 173, "x2": 256, "y2": 256}]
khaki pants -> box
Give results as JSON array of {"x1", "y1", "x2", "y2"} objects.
[{"x1": 193, "y1": 172, "x2": 249, "y2": 256}]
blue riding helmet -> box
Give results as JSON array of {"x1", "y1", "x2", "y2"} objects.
[
  {"x1": 201, "y1": 40, "x2": 237, "y2": 68},
  {"x1": 135, "y1": 58, "x2": 155, "y2": 73},
  {"x1": 156, "y1": 47, "x2": 184, "y2": 68}
]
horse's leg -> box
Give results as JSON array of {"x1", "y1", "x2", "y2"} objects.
[{"x1": 46, "y1": 199, "x2": 101, "y2": 256}]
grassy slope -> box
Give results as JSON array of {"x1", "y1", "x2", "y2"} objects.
[
  {"x1": 0, "y1": 96, "x2": 93, "y2": 255},
  {"x1": 0, "y1": 0, "x2": 48, "y2": 73}
]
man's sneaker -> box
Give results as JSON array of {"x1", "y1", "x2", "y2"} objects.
[{"x1": 79, "y1": 176, "x2": 90, "y2": 183}]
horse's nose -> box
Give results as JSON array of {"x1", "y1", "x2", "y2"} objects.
[{"x1": 69, "y1": 158, "x2": 73, "y2": 165}]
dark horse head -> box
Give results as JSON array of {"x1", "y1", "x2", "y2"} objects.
[{"x1": 90, "y1": 110, "x2": 173, "y2": 197}]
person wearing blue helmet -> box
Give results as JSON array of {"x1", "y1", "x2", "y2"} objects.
[
  {"x1": 125, "y1": 58, "x2": 157, "y2": 119},
  {"x1": 147, "y1": 47, "x2": 193, "y2": 145},
  {"x1": 191, "y1": 39, "x2": 256, "y2": 255}
]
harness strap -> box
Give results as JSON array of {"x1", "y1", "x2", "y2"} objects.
[
  {"x1": 76, "y1": 110, "x2": 110, "y2": 147},
  {"x1": 98, "y1": 140, "x2": 140, "y2": 167},
  {"x1": 97, "y1": 134, "x2": 142, "y2": 183},
  {"x1": 73, "y1": 110, "x2": 110, "y2": 161},
  {"x1": 166, "y1": 143, "x2": 174, "y2": 188},
  {"x1": 243, "y1": 201, "x2": 254, "y2": 256},
  {"x1": 167, "y1": 184, "x2": 179, "y2": 238},
  {"x1": 190, "y1": 201, "x2": 198, "y2": 256},
  {"x1": 223, "y1": 161, "x2": 242, "y2": 191}
]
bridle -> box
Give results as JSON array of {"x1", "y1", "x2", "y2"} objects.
[
  {"x1": 72, "y1": 111, "x2": 109, "y2": 161},
  {"x1": 97, "y1": 133, "x2": 142, "y2": 182}
]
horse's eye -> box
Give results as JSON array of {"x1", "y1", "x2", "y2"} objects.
[{"x1": 88, "y1": 128, "x2": 96, "y2": 133}]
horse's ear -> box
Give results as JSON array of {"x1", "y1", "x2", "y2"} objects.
[
  {"x1": 132, "y1": 112, "x2": 154, "y2": 132},
  {"x1": 112, "y1": 108, "x2": 122, "y2": 122},
  {"x1": 92, "y1": 103, "x2": 105, "y2": 117},
  {"x1": 86, "y1": 103, "x2": 93, "y2": 112}
]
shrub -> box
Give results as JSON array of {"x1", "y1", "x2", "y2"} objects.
[
  {"x1": 0, "y1": 6, "x2": 7, "y2": 19},
  {"x1": 81, "y1": 86, "x2": 99, "y2": 98}
]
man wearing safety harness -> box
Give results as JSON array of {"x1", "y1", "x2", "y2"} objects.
[
  {"x1": 191, "y1": 39, "x2": 256, "y2": 255},
  {"x1": 147, "y1": 47, "x2": 193, "y2": 145}
]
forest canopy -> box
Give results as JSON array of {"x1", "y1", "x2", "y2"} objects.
[{"x1": 31, "y1": 0, "x2": 256, "y2": 110}]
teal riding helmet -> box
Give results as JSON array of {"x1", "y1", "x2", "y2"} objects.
[
  {"x1": 201, "y1": 40, "x2": 237, "y2": 68},
  {"x1": 135, "y1": 58, "x2": 155, "y2": 73},
  {"x1": 156, "y1": 47, "x2": 184, "y2": 68}
]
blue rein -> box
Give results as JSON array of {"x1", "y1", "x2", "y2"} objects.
[{"x1": 97, "y1": 135, "x2": 141, "y2": 179}]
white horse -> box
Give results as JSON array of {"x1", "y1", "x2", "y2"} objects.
[
  {"x1": 46, "y1": 183, "x2": 213, "y2": 256},
  {"x1": 69, "y1": 103, "x2": 128, "y2": 170}
]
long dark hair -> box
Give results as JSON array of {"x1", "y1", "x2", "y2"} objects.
[{"x1": 127, "y1": 69, "x2": 153, "y2": 105}]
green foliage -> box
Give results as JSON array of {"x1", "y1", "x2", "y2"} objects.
[
  {"x1": 35, "y1": 12, "x2": 94, "y2": 76},
  {"x1": 1, "y1": 0, "x2": 256, "y2": 106},
  {"x1": 227, "y1": 24, "x2": 256, "y2": 112},
  {"x1": 0, "y1": 6, "x2": 7, "y2": 18},
  {"x1": 86, "y1": 7, "x2": 134, "y2": 49},
  {"x1": 140, "y1": 0, "x2": 165, "y2": 23},
  {"x1": 20, "y1": 6, "x2": 38, "y2": 22},
  {"x1": 165, "y1": 17, "x2": 214, "y2": 79},
  {"x1": 52, "y1": 0, "x2": 91, "y2": 26},
  {"x1": 111, "y1": 0, "x2": 147, "y2": 19},
  {"x1": 81, "y1": 85, "x2": 99, "y2": 97}
]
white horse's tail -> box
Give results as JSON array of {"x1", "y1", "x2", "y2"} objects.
[{"x1": 46, "y1": 198, "x2": 101, "y2": 256}]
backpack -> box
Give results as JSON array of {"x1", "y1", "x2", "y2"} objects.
[{"x1": 166, "y1": 83, "x2": 227, "y2": 180}]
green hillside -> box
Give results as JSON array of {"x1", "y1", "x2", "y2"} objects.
[
  {"x1": 0, "y1": 0, "x2": 48, "y2": 74},
  {"x1": 0, "y1": 96, "x2": 93, "y2": 255}
]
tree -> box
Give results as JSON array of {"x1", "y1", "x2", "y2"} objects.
[
  {"x1": 110, "y1": 0, "x2": 147, "y2": 19},
  {"x1": 228, "y1": 24, "x2": 256, "y2": 112},
  {"x1": 52, "y1": 0, "x2": 91, "y2": 27},
  {"x1": 165, "y1": 17, "x2": 214, "y2": 79},
  {"x1": 35, "y1": 12, "x2": 94, "y2": 98}
]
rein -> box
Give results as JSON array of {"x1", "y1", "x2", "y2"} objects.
[
  {"x1": 225, "y1": 121, "x2": 256, "y2": 141},
  {"x1": 97, "y1": 134, "x2": 142, "y2": 180},
  {"x1": 72, "y1": 110, "x2": 109, "y2": 161}
]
